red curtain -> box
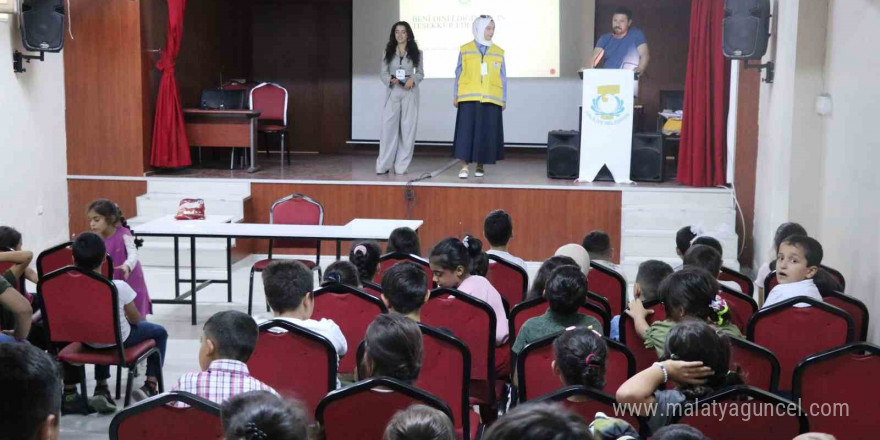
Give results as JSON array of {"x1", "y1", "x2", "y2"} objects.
[
  {"x1": 677, "y1": 0, "x2": 730, "y2": 187},
  {"x1": 150, "y1": 0, "x2": 191, "y2": 169}
]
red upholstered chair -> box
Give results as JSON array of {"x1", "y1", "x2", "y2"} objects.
[
  {"x1": 603, "y1": 337, "x2": 637, "y2": 395},
  {"x1": 250, "y1": 82, "x2": 290, "y2": 166},
  {"x1": 37, "y1": 241, "x2": 113, "y2": 279},
  {"x1": 248, "y1": 194, "x2": 323, "y2": 315},
  {"x1": 109, "y1": 391, "x2": 222, "y2": 440},
  {"x1": 374, "y1": 252, "x2": 433, "y2": 289},
  {"x1": 618, "y1": 299, "x2": 666, "y2": 372},
  {"x1": 0, "y1": 248, "x2": 28, "y2": 296},
  {"x1": 821, "y1": 290, "x2": 869, "y2": 341},
  {"x1": 820, "y1": 264, "x2": 846, "y2": 290},
  {"x1": 509, "y1": 297, "x2": 611, "y2": 342},
  {"x1": 587, "y1": 262, "x2": 626, "y2": 318},
  {"x1": 719, "y1": 285, "x2": 758, "y2": 332},
  {"x1": 532, "y1": 386, "x2": 644, "y2": 437},
  {"x1": 586, "y1": 291, "x2": 612, "y2": 316},
  {"x1": 362, "y1": 280, "x2": 383, "y2": 297},
  {"x1": 793, "y1": 342, "x2": 880, "y2": 439},
  {"x1": 421, "y1": 288, "x2": 501, "y2": 412},
  {"x1": 719, "y1": 265, "x2": 755, "y2": 298},
  {"x1": 311, "y1": 283, "x2": 387, "y2": 375},
  {"x1": 248, "y1": 319, "x2": 337, "y2": 413},
  {"x1": 38, "y1": 267, "x2": 164, "y2": 407},
  {"x1": 763, "y1": 271, "x2": 779, "y2": 294},
  {"x1": 675, "y1": 386, "x2": 809, "y2": 439},
  {"x1": 316, "y1": 377, "x2": 453, "y2": 440},
  {"x1": 729, "y1": 337, "x2": 780, "y2": 393},
  {"x1": 486, "y1": 255, "x2": 529, "y2": 306},
  {"x1": 747, "y1": 296, "x2": 854, "y2": 391}
]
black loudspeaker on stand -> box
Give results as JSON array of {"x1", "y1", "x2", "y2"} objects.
[
  {"x1": 722, "y1": 0, "x2": 771, "y2": 59},
  {"x1": 21, "y1": 0, "x2": 66, "y2": 52},
  {"x1": 630, "y1": 133, "x2": 664, "y2": 182},
  {"x1": 547, "y1": 130, "x2": 580, "y2": 179}
]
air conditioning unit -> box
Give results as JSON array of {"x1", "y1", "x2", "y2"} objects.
[{"x1": 0, "y1": 0, "x2": 18, "y2": 14}]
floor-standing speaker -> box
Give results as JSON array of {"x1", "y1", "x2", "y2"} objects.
[
  {"x1": 547, "y1": 130, "x2": 580, "y2": 179},
  {"x1": 722, "y1": 0, "x2": 771, "y2": 59},
  {"x1": 630, "y1": 133, "x2": 664, "y2": 182},
  {"x1": 20, "y1": 0, "x2": 65, "y2": 52}
]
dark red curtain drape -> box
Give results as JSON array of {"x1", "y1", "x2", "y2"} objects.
[
  {"x1": 150, "y1": 0, "x2": 191, "y2": 168},
  {"x1": 677, "y1": 0, "x2": 730, "y2": 186}
]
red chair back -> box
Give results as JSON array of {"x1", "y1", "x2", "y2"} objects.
[
  {"x1": 618, "y1": 300, "x2": 665, "y2": 372},
  {"x1": 374, "y1": 253, "x2": 433, "y2": 289},
  {"x1": 603, "y1": 338, "x2": 636, "y2": 395},
  {"x1": 109, "y1": 392, "x2": 223, "y2": 440},
  {"x1": 362, "y1": 281, "x2": 383, "y2": 297},
  {"x1": 37, "y1": 241, "x2": 113, "y2": 279},
  {"x1": 747, "y1": 296, "x2": 854, "y2": 391},
  {"x1": 764, "y1": 271, "x2": 780, "y2": 294},
  {"x1": 415, "y1": 324, "x2": 472, "y2": 439},
  {"x1": 269, "y1": 194, "x2": 323, "y2": 251},
  {"x1": 248, "y1": 320, "x2": 337, "y2": 413},
  {"x1": 509, "y1": 297, "x2": 610, "y2": 342},
  {"x1": 316, "y1": 377, "x2": 452, "y2": 440},
  {"x1": 586, "y1": 291, "x2": 612, "y2": 316},
  {"x1": 822, "y1": 290, "x2": 869, "y2": 341},
  {"x1": 422, "y1": 289, "x2": 495, "y2": 383},
  {"x1": 534, "y1": 386, "x2": 643, "y2": 436},
  {"x1": 793, "y1": 343, "x2": 880, "y2": 439},
  {"x1": 729, "y1": 337, "x2": 780, "y2": 393},
  {"x1": 719, "y1": 266, "x2": 755, "y2": 297},
  {"x1": 820, "y1": 264, "x2": 846, "y2": 290},
  {"x1": 486, "y1": 255, "x2": 528, "y2": 306},
  {"x1": 516, "y1": 334, "x2": 559, "y2": 402},
  {"x1": 38, "y1": 267, "x2": 121, "y2": 346},
  {"x1": 250, "y1": 82, "x2": 288, "y2": 124},
  {"x1": 675, "y1": 386, "x2": 807, "y2": 440},
  {"x1": 311, "y1": 284, "x2": 387, "y2": 375},
  {"x1": 719, "y1": 286, "x2": 758, "y2": 332},
  {"x1": 587, "y1": 262, "x2": 626, "y2": 317}
]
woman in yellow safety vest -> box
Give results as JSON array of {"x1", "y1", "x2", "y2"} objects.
[{"x1": 452, "y1": 15, "x2": 507, "y2": 179}]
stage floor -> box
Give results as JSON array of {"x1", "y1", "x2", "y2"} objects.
[{"x1": 150, "y1": 150, "x2": 684, "y2": 190}]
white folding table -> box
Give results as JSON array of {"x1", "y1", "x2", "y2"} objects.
[{"x1": 135, "y1": 217, "x2": 423, "y2": 324}]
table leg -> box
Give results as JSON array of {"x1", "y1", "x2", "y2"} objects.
[
  {"x1": 247, "y1": 117, "x2": 260, "y2": 173},
  {"x1": 190, "y1": 236, "x2": 197, "y2": 325},
  {"x1": 174, "y1": 237, "x2": 180, "y2": 298},
  {"x1": 226, "y1": 237, "x2": 232, "y2": 303}
]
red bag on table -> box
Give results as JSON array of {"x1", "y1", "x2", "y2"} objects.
[{"x1": 175, "y1": 199, "x2": 206, "y2": 220}]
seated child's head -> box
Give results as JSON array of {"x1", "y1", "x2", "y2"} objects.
[
  {"x1": 483, "y1": 209, "x2": 513, "y2": 249},
  {"x1": 429, "y1": 235, "x2": 487, "y2": 287},
  {"x1": 660, "y1": 268, "x2": 722, "y2": 323},
  {"x1": 0, "y1": 344, "x2": 61, "y2": 440},
  {"x1": 635, "y1": 260, "x2": 674, "y2": 302},
  {"x1": 482, "y1": 402, "x2": 589, "y2": 440},
  {"x1": 322, "y1": 261, "x2": 361, "y2": 288},
  {"x1": 0, "y1": 226, "x2": 22, "y2": 250},
  {"x1": 582, "y1": 230, "x2": 613, "y2": 261},
  {"x1": 364, "y1": 313, "x2": 423, "y2": 384},
  {"x1": 528, "y1": 256, "x2": 577, "y2": 300},
  {"x1": 87, "y1": 199, "x2": 123, "y2": 235},
  {"x1": 675, "y1": 226, "x2": 700, "y2": 257},
  {"x1": 692, "y1": 235, "x2": 723, "y2": 258},
  {"x1": 774, "y1": 222, "x2": 807, "y2": 253},
  {"x1": 384, "y1": 404, "x2": 455, "y2": 440},
  {"x1": 552, "y1": 327, "x2": 607, "y2": 389},
  {"x1": 200, "y1": 310, "x2": 259, "y2": 370},
  {"x1": 262, "y1": 260, "x2": 314, "y2": 316},
  {"x1": 72, "y1": 232, "x2": 106, "y2": 272},
  {"x1": 683, "y1": 244, "x2": 723, "y2": 278},
  {"x1": 544, "y1": 266, "x2": 587, "y2": 315},
  {"x1": 662, "y1": 319, "x2": 743, "y2": 399},
  {"x1": 221, "y1": 390, "x2": 309, "y2": 440},
  {"x1": 776, "y1": 235, "x2": 823, "y2": 284},
  {"x1": 381, "y1": 262, "x2": 429, "y2": 317},
  {"x1": 350, "y1": 241, "x2": 382, "y2": 282},
  {"x1": 652, "y1": 424, "x2": 709, "y2": 440},
  {"x1": 388, "y1": 227, "x2": 422, "y2": 256}
]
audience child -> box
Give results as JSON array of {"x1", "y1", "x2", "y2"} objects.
[
  {"x1": 755, "y1": 222, "x2": 807, "y2": 301},
  {"x1": 221, "y1": 391, "x2": 310, "y2": 440},
  {"x1": 616, "y1": 319, "x2": 744, "y2": 434},
  {"x1": 0, "y1": 266, "x2": 32, "y2": 345},
  {"x1": 513, "y1": 266, "x2": 602, "y2": 355},
  {"x1": 554, "y1": 244, "x2": 591, "y2": 277},
  {"x1": 62, "y1": 232, "x2": 167, "y2": 412},
  {"x1": 686, "y1": 235, "x2": 745, "y2": 292},
  {"x1": 349, "y1": 241, "x2": 382, "y2": 283},
  {"x1": 674, "y1": 225, "x2": 702, "y2": 270},
  {"x1": 87, "y1": 199, "x2": 152, "y2": 316},
  {"x1": 482, "y1": 402, "x2": 590, "y2": 440},
  {"x1": 0, "y1": 343, "x2": 61, "y2": 440},
  {"x1": 387, "y1": 227, "x2": 423, "y2": 257},
  {"x1": 652, "y1": 424, "x2": 709, "y2": 440},
  {"x1": 172, "y1": 310, "x2": 277, "y2": 407},
  {"x1": 527, "y1": 255, "x2": 578, "y2": 301},
  {"x1": 429, "y1": 236, "x2": 507, "y2": 344},
  {"x1": 588, "y1": 412, "x2": 641, "y2": 440},
  {"x1": 321, "y1": 260, "x2": 362, "y2": 288},
  {"x1": 551, "y1": 326, "x2": 607, "y2": 391},
  {"x1": 683, "y1": 244, "x2": 742, "y2": 293},
  {"x1": 384, "y1": 404, "x2": 455, "y2": 440},
  {"x1": 483, "y1": 209, "x2": 528, "y2": 273},
  {"x1": 381, "y1": 262, "x2": 430, "y2": 322},
  {"x1": 262, "y1": 260, "x2": 347, "y2": 386},
  {"x1": 0, "y1": 225, "x2": 38, "y2": 284},
  {"x1": 609, "y1": 260, "x2": 673, "y2": 341},
  {"x1": 762, "y1": 235, "x2": 824, "y2": 309},
  {"x1": 626, "y1": 268, "x2": 742, "y2": 357},
  {"x1": 582, "y1": 230, "x2": 624, "y2": 276},
  {"x1": 362, "y1": 313, "x2": 423, "y2": 384}
]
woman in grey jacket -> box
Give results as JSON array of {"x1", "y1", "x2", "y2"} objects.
[{"x1": 377, "y1": 21, "x2": 423, "y2": 175}]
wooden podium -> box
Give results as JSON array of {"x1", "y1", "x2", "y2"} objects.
[{"x1": 183, "y1": 109, "x2": 261, "y2": 173}]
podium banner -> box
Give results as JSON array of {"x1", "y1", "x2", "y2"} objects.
[{"x1": 578, "y1": 69, "x2": 634, "y2": 183}]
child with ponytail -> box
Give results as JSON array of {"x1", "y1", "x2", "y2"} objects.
[{"x1": 552, "y1": 327, "x2": 608, "y2": 392}]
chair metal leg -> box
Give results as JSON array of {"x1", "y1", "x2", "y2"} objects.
[
  {"x1": 124, "y1": 367, "x2": 136, "y2": 407},
  {"x1": 230, "y1": 148, "x2": 235, "y2": 170},
  {"x1": 248, "y1": 267, "x2": 255, "y2": 316},
  {"x1": 79, "y1": 366, "x2": 89, "y2": 410},
  {"x1": 115, "y1": 366, "x2": 122, "y2": 399},
  {"x1": 154, "y1": 352, "x2": 165, "y2": 393},
  {"x1": 281, "y1": 131, "x2": 288, "y2": 166}
]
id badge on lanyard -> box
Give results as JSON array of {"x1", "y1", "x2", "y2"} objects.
[
  {"x1": 481, "y1": 62, "x2": 489, "y2": 76},
  {"x1": 396, "y1": 68, "x2": 406, "y2": 82}
]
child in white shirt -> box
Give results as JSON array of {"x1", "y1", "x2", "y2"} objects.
[{"x1": 762, "y1": 235, "x2": 824, "y2": 309}]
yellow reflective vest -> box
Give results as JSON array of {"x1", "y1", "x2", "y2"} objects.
[{"x1": 456, "y1": 41, "x2": 505, "y2": 106}]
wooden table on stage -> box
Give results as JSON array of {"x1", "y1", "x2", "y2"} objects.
[{"x1": 183, "y1": 109, "x2": 262, "y2": 173}]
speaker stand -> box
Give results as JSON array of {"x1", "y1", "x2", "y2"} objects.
[
  {"x1": 743, "y1": 60, "x2": 775, "y2": 83},
  {"x1": 12, "y1": 50, "x2": 45, "y2": 73}
]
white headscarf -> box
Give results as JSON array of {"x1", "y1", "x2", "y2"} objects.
[
  {"x1": 472, "y1": 15, "x2": 494, "y2": 47},
  {"x1": 555, "y1": 244, "x2": 591, "y2": 277}
]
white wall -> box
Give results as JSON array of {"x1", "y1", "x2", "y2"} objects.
[{"x1": 0, "y1": 14, "x2": 69, "y2": 253}]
